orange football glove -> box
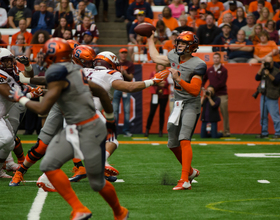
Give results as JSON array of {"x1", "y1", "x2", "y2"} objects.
[{"x1": 152, "y1": 69, "x2": 170, "y2": 84}]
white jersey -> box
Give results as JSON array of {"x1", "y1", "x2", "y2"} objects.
[
  {"x1": 83, "y1": 67, "x2": 123, "y2": 111},
  {"x1": 0, "y1": 70, "x2": 19, "y2": 118}
]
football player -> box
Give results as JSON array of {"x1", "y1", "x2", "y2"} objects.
[
  {"x1": 9, "y1": 38, "x2": 129, "y2": 220},
  {"x1": 0, "y1": 50, "x2": 42, "y2": 178},
  {"x1": 72, "y1": 46, "x2": 170, "y2": 180},
  {"x1": 147, "y1": 31, "x2": 205, "y2": 190}
]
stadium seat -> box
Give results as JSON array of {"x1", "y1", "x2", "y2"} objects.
[{"x1": 1, "y1": 35, "x2": 9, "y2": 45}]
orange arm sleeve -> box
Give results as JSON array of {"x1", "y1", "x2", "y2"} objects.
[{"x1": 178, "y1": 77, "x2": 202, "y2": 97}]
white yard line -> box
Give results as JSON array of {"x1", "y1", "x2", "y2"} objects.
[{"x1": 27, "y1": 188, "x2": 48, "y2": 220}]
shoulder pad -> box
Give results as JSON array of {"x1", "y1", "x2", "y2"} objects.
[
  {"x1": 45, "y1": 64, "x2": 69, "y2": 84},
  {"x1": 193, "y1": 62, "x2": 207, "y2": 76}
]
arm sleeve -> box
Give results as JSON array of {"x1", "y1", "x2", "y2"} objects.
[
  {"x1": 178, "y1": 77, "x2": 202, "y2": 97},
  {"x1": 212, "y1": 96, "x2": 221, "y2": 108}
]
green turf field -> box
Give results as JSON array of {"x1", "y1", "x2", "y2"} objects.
[{"x1": 1, "y1": 134, "x2": 280, "y2": 220}]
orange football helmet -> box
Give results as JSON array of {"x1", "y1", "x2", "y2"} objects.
[
  {"x1": 72, "y1": 45, "x2": 96, "y2": 68},
  {"x1": 94, "y1": 51, "x2": 119, "y2": 70},
  {"x1": 43, "y1": 38, "x2": 72, "y2": 66},
  {"x1": 67, "y1": 40, "x2": 80, "y2": 50},
  {"x1": 175, "y1": 31, "x2": 199, "y2": 55}
]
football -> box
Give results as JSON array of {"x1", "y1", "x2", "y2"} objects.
[{"x1": 134, "y1": 23, "x2": 156, "y2": 37}]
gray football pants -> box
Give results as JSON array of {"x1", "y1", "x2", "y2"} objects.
[{"x1": 40, "y1": 117, "x2": 107, "y2": 191}]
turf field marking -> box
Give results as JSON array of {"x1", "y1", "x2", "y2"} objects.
[
  {"x1": 25, "y1": 179, "x2": 125, "y2": 183},
  {"x1": 247, "y1": 143, "x2": 256, "y2": 146},
  {"x1": 206, "y1": 197, "x2": 280, "y2": 217},
  {"x1": 199, "y1": 143, "x2": 207, "y2": 146},
  {"x1": 235, "y1": 153, "x2": 280, "y2": 158},
  {"x1": 22, "y1": 140, "x2": 280, "y2": 145},
  {"x1": 27, "y1": 188, "x2": 48, "y2": 220},
  {"x1": 258, "y1": 180, "x2": 270, "y2": 184},
  {"x1": 151, "y1": 143, "x2": 160, "y2": 145}
]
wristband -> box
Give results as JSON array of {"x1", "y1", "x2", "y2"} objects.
[
  {"x1": 144, "y1": 80, "x2": 154, "y2": 88},
  {"x1": 19, "y1": 97, "x2": 30, "y2": 106},
  {"x1": 104, "y1": 112, "x2": 114, "y2": 120},
  {"x1": 19, "y1": 72, "x2": 31, "y2": 84},
  {"x1": 25, "y1": 65, "x2": 32, "y2": 72}
]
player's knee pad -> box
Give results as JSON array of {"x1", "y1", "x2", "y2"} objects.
[{"x1": 26, "y1": 139, "x2": 48, "y2": 163}]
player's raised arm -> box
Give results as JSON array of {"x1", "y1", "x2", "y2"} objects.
[
  {"x1": 147, "y1": 32, "x2": 170, "y2": 66},
  {"x1": 16, "y1": 56, "x2": 34, "y2": 78}
]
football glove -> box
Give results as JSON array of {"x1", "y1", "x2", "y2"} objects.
[
  {"x1": 9, "y1": 85, "x2": 27, "y2": 102},
  {"x1": 152, "y1": 69, "x2": 170, "y2": 84},
  {"x1": 16, "y1": 55, "x2": 30, "y2": 66}
]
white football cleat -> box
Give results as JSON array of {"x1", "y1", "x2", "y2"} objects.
[
  {"x1": 0, "y1": 169, "x2": 12, "y2": 178},
  {"x1": 37, "y1": 173, "x2": 57, "y2": 192},
  {"x1": 5, "y1": 161, "x2": 20, "y2": 172},
  {"x1": 189, "y1": 168, "x2": 200, "y2": 183}
]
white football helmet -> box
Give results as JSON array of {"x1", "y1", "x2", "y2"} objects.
[
  {"x1": 94, "y1": 51, "x2": 120, "y2": 70},
  {"x1": 0, "y1": 48, "x2": 15, "y2": 74}
]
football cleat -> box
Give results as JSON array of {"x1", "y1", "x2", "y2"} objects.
[
  {"x1": 0, "y1": 169, "x2": 12, "y2": 178},
  {"x1": 114, "y1": 207, "x2": 129, "y2": 220},
  {"x1": 105, "y1": 175, "x2": 117, "y2": 182},
  {"x1": 9, "y1": 171, "x2": 23, "y2": 185},
  {"x1": 105, "y1": 164, "x2": 119, "y2": 176},
  {"x1": 37, "y1": 173, "x2": 57, "y2": 192},
  {"x1": 71, "y1": 207, "x2": 92, "y2": 220},
  {"x1": 4, "y1": 161, "x2": 20, "y2": 172},
  {"x1": 189, "y1": 168, "x2": 200, "y2": 183},
  {"x1": 69, "y1": 166, "x2": 87, "y2": 182},
  {"x1": 172, "y1": 179, "x2": 192, "y2": 190}
]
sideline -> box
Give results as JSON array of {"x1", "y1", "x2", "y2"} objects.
[
  {"x1": 27, "y1": 188, "x2": 48, "y2": 220},
  {"x1": 22, "y1": 140, "x2": 280, "y2": 145}
]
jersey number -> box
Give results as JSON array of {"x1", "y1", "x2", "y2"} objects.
[{"x1": 173, "y1": 71, "x2": 182, "y2": 91}]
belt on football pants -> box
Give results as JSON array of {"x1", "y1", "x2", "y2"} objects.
[{"x1": 76, "y1": 114, "x2": 99, "y2": 126}]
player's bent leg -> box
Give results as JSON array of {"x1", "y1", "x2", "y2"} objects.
[
  {"x1": 105, "y1": 141, "x2": 119, "y2": 176},
  {"x1": 167, "y1": 122, "x2": 181, "y2": 163},
  {"x1": 9, "y1": 139, "x2": 48, "y2": 186},
  {"x1": 13, "y1": 136, "x2": 25, "y2": 164}
]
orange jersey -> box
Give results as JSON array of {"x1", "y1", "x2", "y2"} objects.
[
  {"x1": 207, "y1": 2, "x2": 224, "y2": 20},
  {"x1": 11, "y1": 32, "x2": 33, "y2": 45},
  {"x1": 217, "y1": 10, "x2": 237, "y2": 26},
  {"x1": 248, "y1": 1, "x2": 273, "y2": 13},
  {"x1": 186, "y1": 16, "x2": 196, "y2": 28},
  {"x1": 163, "y1": 39, "x2": 174, "y2": 52},
  {"x1": 249, "y1": 35, "x2": 261, "y2": 45},
  {"x1": 195, "y1": 18, "x2": 206, "y2": 29},
  {"x1": 162, "y1": 17, "x2": 179, "y2": 31},
  {"x1": 254, "y1": 41, "x2": 279, "y2": 61},
  {"x1": 256, "y1": 19, "x2": 268, "y2": 27},
  {"x1": 273, "y1": 10, "x2": 280, "y2": 22}
]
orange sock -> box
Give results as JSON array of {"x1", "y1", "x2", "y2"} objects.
[
  {"x1": 189, "y1": 167, "x2": 194, "y2": 176},
  {"x1": 180, "y1": 140, "x2": 193, "y2": 181},
  {"x1": 169, "y1": 146, "x2": 182, "y2": 164},
  {"x1": 99, "y1": 180, "x2": 122, "y2": 216},
  {"x1": 72, "y1": 158, "x2": 82, "y2": 163},
  {"x1": 45, "y1": 169, "x2": 84, "y2": 210}
]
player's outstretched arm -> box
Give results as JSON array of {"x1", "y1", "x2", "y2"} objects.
[
  {"x1": 112, "y1": 80, "x2": 148, "y2": 93},
  {"x1": 88, "y1": 81, "x2": 113, "y2": 114},
  {"x1": 19, "y1": 72, "x2": 46, "y2": 85},
  {"x1": 147, "y1": 33, "x2": 170, "y2": 67},
  {"x1": 10, "y1": 81, "x2": 66, "y2": 115}
]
